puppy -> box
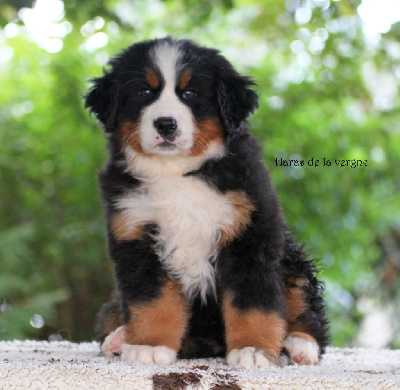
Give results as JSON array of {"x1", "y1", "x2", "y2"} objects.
[{"x1": 85, "y1": 37, "x2": 329, "y2": 368}]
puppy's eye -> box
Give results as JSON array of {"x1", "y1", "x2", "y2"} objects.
[
  {"x1": 182, "y1": 89, "x2": 197, "y2": 100},
  {"x1": 140, "y1": 88, "x2": 153, "y2": 98}
]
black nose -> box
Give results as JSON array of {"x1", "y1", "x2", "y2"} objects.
[{"x1": 153, "y1": 117, "x2": 177, "y2": 137}]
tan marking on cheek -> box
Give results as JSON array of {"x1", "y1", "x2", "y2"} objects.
[
  {"x1": 110, "y1": 211, "x2": 147, "y2": 241},
  {"x1": 125, "y1": 280, "x2": 189, "y2": 351},
  {"x1": 146, "y1": 67, "x2": 160, "y2": 89},
  {"x1": 285, "y1": 279, "x2": 308, "y2": 324},
  {"x1": 118, "y1": 121, "x2": 141, "y2": 150},
  {"x1": 179, "y1": 68, "x2": 192, "y2": 90},
  {"x1": 223, "y1": 292, "x2": 286, "y2": 364},
  {"x1": 191, "y1": 117, "x2": 224, "y2": 156},
  {"x1": 218, "y1": 191, "x2": 255, "y2": 247},
  {"x1": 118, "y1": 121, "x2": 153, "y2": 156}
]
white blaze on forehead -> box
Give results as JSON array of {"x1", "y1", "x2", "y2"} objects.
[{"x1": 150, "y1": 40, "x2": 183, "y2": 87}]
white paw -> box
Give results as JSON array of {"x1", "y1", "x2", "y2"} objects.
[
  {"x1": 226, "y1": 347, "x2": 275, "y2": 368},
  {"x1": 121, "y1": 344, "x2": 177, "y2": 365},
  {"x1": 283, "y1": 335, "x2": 319, "y2": 365},
  {"x1": 102, "y1": 325, "x2": 127, "y2": 358}
]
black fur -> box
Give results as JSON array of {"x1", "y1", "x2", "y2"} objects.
[{"x1": 86, "y1": 37, "x2": 329, "y2": 361}]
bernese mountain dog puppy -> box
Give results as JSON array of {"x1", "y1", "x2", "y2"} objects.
[{"x1": 85, "y1": 37, "x2": 329, "y2": 368}]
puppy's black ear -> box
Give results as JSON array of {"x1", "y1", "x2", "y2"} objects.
[
  {"x1": 84, "y1": 72, "x2": 119, "y2": 132},
  {"x1": 217, "y1": 69, "x2": 259, "y2": 135}
]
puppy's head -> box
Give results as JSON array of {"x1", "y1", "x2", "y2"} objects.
[{"x1": 85, "y1": 37, "x2": 258, "y2": 158}]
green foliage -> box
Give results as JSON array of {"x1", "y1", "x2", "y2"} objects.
[{"x1": 0, "y1": 0, "x2": 399, "y2": 346}]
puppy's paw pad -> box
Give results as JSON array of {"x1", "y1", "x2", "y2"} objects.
[
  {"x1": 121, "y1": 345, "x2": 177, "y2": 365},
  {"x1": 283, "y1": 334, "x2": 319, "y2": 365},
  {"x1": 227, "y1": 347, "x2": 276, "y2": 368},
  {"x1": 102, "y1": 326, "x2": 127, "y2": 358}
]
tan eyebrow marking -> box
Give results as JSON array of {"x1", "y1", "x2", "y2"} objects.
[
  {"x1": 146, "y1": 67, "x2": 160, "y2": 89},
  {"x1": 179, "y1": 68, "x2": 192, "y2": 89}
]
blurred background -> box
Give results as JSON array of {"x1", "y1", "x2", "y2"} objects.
[{"x1": 0, "y1": 0, "x2": 399, "y2": 348}]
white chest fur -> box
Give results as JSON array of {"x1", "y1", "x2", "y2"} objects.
[{"x1": 116, "y1": 149, "x2": 234, "y2": 301}]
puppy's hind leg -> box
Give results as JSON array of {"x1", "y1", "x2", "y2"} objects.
[{"x1": 283, "y1": 235, "x2": 330, "y2": 365}]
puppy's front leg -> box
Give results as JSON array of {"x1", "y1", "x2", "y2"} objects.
[
  {"x1": 103, "y1": 279, "x2": 189, "y2": 364},
  {"x1": 103, "y1": 235, "x2": 189, "y2": 365},
  {"x1": 122, "y1": 279, "x2": 189, "y2": 365}
]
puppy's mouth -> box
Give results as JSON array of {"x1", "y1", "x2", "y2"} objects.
[
  {"x1": 138, "y1": 128, "x2": 193, "y2": 156},
  {"x1": 152, "y1": 131, "x2": 188, "y2": 154},
  {"x1": 158, "y1": 132, "x2": 177, "y2": 143},
  {"x1": 157, "y1": 140, "x2": 177, "y2": 150}
]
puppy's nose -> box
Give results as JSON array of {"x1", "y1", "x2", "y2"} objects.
[{"x1": 153, "y1": 117, "x2": 177, "y2": 138}]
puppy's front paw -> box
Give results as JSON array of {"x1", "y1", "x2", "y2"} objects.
[
  {"x1": 121, "y1": 344, "x2": 177, "y2": 365},
  {"x1": 226, "y1": 347, "x2": 277, "y2": 368},
  {"x1": 102, "y1": 325, "x2": 127, "y2": 358},
  {"x1": 102, "y1": 326, "x2": 177, "y2": 365},
  {"x1": 283, "y1": 333, "x2": 319, "y2": 365}
]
